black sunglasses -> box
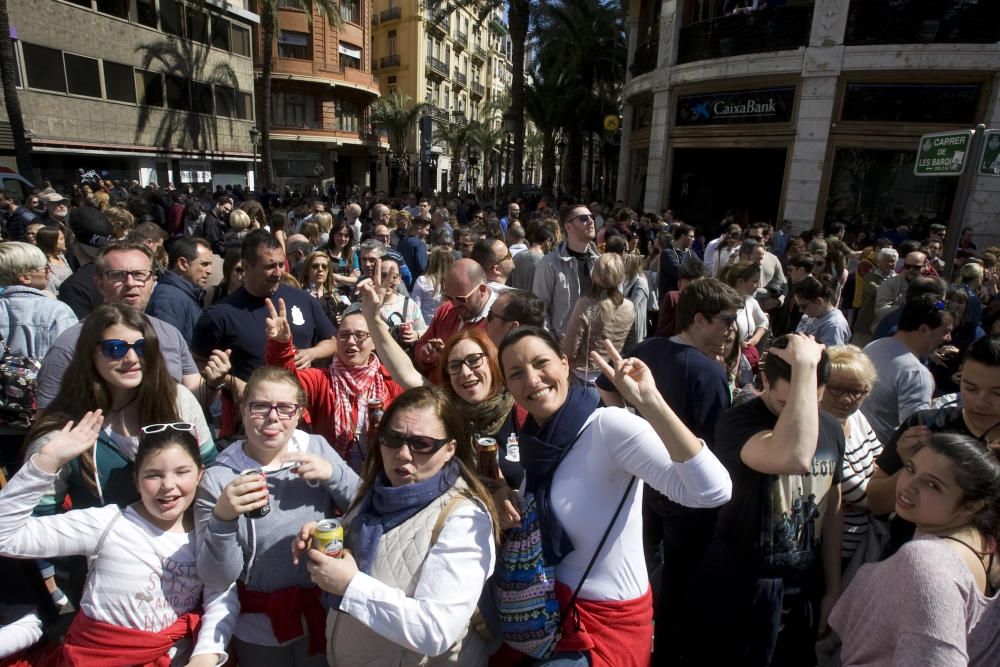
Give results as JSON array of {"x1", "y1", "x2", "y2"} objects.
[
  {"x1": 380, "y1": 430, "x2": 452, "y2": 454},
  {"x1": 98, "y1": 338, "x2": 145, "y2": 360}
]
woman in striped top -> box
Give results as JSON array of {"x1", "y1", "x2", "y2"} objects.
[{"x1": 820, "y1": 345, "x2": 886, "y2": 566}]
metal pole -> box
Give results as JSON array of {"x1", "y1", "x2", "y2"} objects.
[{"x1": 941, "y1": 123, "x2": 985, "y2": 282}]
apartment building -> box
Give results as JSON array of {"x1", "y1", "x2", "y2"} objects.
[{"x1": 4, "y1": 0, "x2": 258, "y2": 190}]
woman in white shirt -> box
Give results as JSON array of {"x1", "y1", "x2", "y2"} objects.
[
  {"x1": 721, "y1": 261, "x2": 769, "y2": 364},
  {"x1": 411, "y1": 246, "x2": 454, "y2": 324},
  {"x1": 377, "y1": 257, "x2": 427, "y2": 342}
]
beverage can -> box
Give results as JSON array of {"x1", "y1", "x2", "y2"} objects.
[
  {"x1": 367, "y1": 398, "x2": 385, "y2": 444},
  {"x1": 312, "y1": 518, "x2": 344, "y2": 558},
  {"x1": 477, "y1": 437, "x2": 499, "y2": 479},
  {"x1": 240, "y1": 468, "x2": 270, "y2": 518}
]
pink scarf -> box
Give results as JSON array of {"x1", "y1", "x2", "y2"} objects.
[{"x1": 328, "y1": 355, "x2": 388, "y2": 460}]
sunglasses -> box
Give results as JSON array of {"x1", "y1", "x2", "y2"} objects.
[
  {"x1": 447, "y1": 283, "x2": 482, "y2": 304},
  {"x1": 246, "y1": 401, "x2": 301, "y2": 419},
  {"x1": 705, "y1": 313, "x2": 738, "y2": 327},
  {"x1": 98, "y1": 338, "x2": 145, "y2": 360},
  {"x1": 380, "y1": 430, "x2": 452, "y2": 454},
  {"x1": 575, "y1": 214, "x2": 594, "y2": 223},
  {"x1": 446, "y1": 352, "x2": 487, "y2": 375},
  {"x1": 141, "y1": 422, "x2": 195, "y2": 435}
]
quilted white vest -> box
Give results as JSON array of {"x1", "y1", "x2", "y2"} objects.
[{"x1": 326, "y1": 479, "x2": 490, "y2": 667}]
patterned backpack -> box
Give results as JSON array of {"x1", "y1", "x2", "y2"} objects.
[{"x1": 0, "y1": 332, "x2": 40, "y2": 429}]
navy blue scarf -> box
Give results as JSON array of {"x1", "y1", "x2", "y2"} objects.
[{"x1": 519, "y1": 385, "x2": 600, "y2": 565}]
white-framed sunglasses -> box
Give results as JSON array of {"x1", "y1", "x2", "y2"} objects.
[{"x1": 140, "y1": 422, "x2": 195, "y2": 436}]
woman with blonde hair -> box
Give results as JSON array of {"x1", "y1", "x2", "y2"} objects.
[
  {"x1": 411, "y1": 246, "x2": 454, "y2": 324},
  {"x1": 623, "y1": 252, "x2": 650, "y2": 344},
  {"x1": 561, "y1": 252, "x2": 636, "y2": 394},
  {"x1": 298, "y1": 250, "x2": 337, "y2": 300},
  {"x1": 103, "y1": 205, "x2": 135, "y2": 240}
]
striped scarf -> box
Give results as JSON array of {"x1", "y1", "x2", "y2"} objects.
[{"x1": 328, "y1": 355, "x2": 388, "y2": 461}]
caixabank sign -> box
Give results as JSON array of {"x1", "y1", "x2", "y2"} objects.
[{"x1": 676, "y1": 86, "x2": 796, "y2": 126}]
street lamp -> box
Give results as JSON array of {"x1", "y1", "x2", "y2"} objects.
[
  {"x1": 249, "y1": 127, "x2": 260, "y2": 191},
  {"x1": 556, "y1": 138, "x2": 567, "y2": 197}
]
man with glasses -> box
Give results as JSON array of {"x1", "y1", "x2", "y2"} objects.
[
  {"x1": 484, "y1": 288, "x2": 545, "y2": 345},
  {"x1": 371, "y1": 222, "x2": 413, "y2": 289},
  {"x1": 414, "y1": 259, "x2": 497, "y2": 376},
  {"x1": 598, "y1": 278, "x2": 742, "y2": 664},
  {"x1": 659, "y1": 222, "x2": 700, "y2": 296},
  {"x1": 36, "y1": 241, "x2": 207, "y2": 410},
  {"x1": 471, "y1": 237, "x2": 515, "y2": 291},
  {"x1": 874, "y1": 251, "x2": 927, "y2": 325},
  {"x1": 532, "y1": 204, "x2": 599, "y2": 341}
]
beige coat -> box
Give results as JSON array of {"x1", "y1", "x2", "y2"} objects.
[{"x1": 561, "y1": 295, "x2": 636, "y2": 380}]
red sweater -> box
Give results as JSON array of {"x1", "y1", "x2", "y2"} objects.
[{"x1": 414, "y1": 300, "x2": 488, "y2": 380}]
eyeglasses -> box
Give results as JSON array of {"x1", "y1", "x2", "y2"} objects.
[
  {"x1": 141, "y1": 422, "x2": 194, "y2": 435},
  {"x1": 104, "y1": 269, "x2": 154, "y2": 284},
  {"x1": 446, "y1": 352, "x2": 487, "y2": 375},
  {"x1": 497, "y1": 250, "x2": 513, "y2": 263},
  {"x1": 31, "y1": 265, "x2": 51, "y2": 274},
  {"x1": 98, "y1": 338, "x2": 145, "y2": 360},
  {"x1": 246, "y1": 401, "x2": 301, "y2": 419},
  {"x1": 447, "y1": 283, "x2": 483, "y2": 304},
  {"x1": 337, "y1": 330, "x2": 371, "y2": 343},
  {"x1": 380, "y1": 430, "x2": 452, "y2": 454},
  {"x1": 487, "y1": 310, "x2": 512, "y2": 323},
  {"x1": 705, "y1": 313, "x2": 738, "y2": 327},
  {"x1": 826, "y1": 385, "x2": 869, "y2": 402}
]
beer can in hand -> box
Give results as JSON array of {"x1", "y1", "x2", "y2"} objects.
[
  {"x1": 477, "y1": 438, "x2": 500, "y2": 479},
  {"x1": 240, "y1": 468, "x2": 270, "y2": 518},
  {"x1": 312, "y1": 518, "x2": 344, "y2": 558}
]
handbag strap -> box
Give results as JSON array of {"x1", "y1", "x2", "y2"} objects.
[{"x1": 563, "y1": 475, "x2": 637, "y2": 625}]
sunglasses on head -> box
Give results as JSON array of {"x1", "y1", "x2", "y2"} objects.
[
  {"x1": 380, "y1": 430, "x2": 452, "y2": 454},
  {"x1": 98, "y1": 339, "x2": 145, "y2": 360},
  {"x1": 141, "y1": 422, "x2": 194, "y2": 435}
]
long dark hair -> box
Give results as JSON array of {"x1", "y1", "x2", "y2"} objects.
[
  {"x1": 323, "y1": 219, "x2": 357, "y2": 272},
  {"x1": 918, "y1": 433, "x2": 1000, "y2": 541},
  {"x1": 27, "y1": 304, "x2": 180, "y2": 495}
]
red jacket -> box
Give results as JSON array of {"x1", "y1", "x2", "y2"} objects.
[{"x1": 414, "y1": 300, "x2": 489, "y2": 380}]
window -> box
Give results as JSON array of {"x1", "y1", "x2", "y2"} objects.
[
  {"x1": 278, "y1": 30, "x2": 310, "y2": 59},
  {"x1": 23, "y1": 43, "x2": 66, "y2": 93},
  {"x1": 336, "y1": 99, "x2": 359, "y2": 132},
  {"x1": 136, "y1": 0, "x2": 158, "y2": 28},
  {"x1": 841, "y1": 84, "x2": 981, "y2": 124},
  {"x1": 11, "y1": 40, "x2": 21, "y2": 88},
  {"x1": 339, "y1": 42, "x2": 362, "y2": 70},
  {"x1": 165, "y1": 75, "x2": 190, "y2": 111},
  {"x1": 273, "y1": 92, "x2": 316, "y2": 127},
  {"x1": 212, "y1": 17, "x2": 231, "y2": 50},
  {"x1": 388, "y1": 30, "x2": 398, "y2": 55},
  {"x1": 104, "y1": 61, "x2": 135, "y2": 103},
  {"x1": 65, "y1": 53, "x2": 101, "y2": 98},
  {"x1": 215, "y1": 84, "x2": 236, "y2": 117},
  {"x1": 191, "y1": 81, "x2": 213, "y2": 114},
  {"x1": 231, "y1": 24, "x2": 251, "y2": 57},
  {"x1": 186, "y1": 9, "x2": 210, "y2": 44},
  {"x1": 341, "y1": 0, "x2": 360, "y2": 24},
  {"x1": 388, "y1": 75, "x2": 397, "y2": 84},
  {"x1": 160, "y1": 0, "x2": 183, "y2": 37},
  {"x1": 236, "y1": 91, "x2": 253, "y2": 120},
  {"x1": 135, "y1": 69, "x2": 163, "y2": 106},
  {"x1": 96, "y1": 0, "x2": 129, "y2": 20}
]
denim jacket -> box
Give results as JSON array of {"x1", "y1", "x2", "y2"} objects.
[{"x1": 0, "y1": 285, "x2": 79, "y2": 359}]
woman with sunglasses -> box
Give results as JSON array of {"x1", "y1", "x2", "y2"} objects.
[
  {"x1": 495, "y1": 328, "x2": 732, "y2": 667},
  {"x1": 264, "y1": 299, "x2": 405, "y2": 473},
  {"x1": 0, "y1": 415, "x2": 236, "y2": 666},
  {"x1": 292, "y1": 386, "x2": 499, "y2": 666},
  {"x1": 195, "y1": 366, "x2": 361, "y2": 667},
  {"x1": 358, "y1": 268, "x2": 528, "y2": 489},
  {"x1": 297, "y1": 250, "x2": 337, "y2": 300}
]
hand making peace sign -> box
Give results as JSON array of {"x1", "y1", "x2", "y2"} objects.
[{"x1": 265, "y1": 298, "x2": 292, "y2": 342}]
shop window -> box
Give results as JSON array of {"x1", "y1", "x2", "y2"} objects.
[
  {"x1": 231, "y1": 24, "x2": 251, "y2": 57},
  {"x1": 215, "y1": 84, "x2": 236, "y2": 117},
  {"x1": 104, "y1": 61, "x2": 135, "y2": 103},
  {"x1": 341, "y1": 0, "x2": 361, "y2": 24},
  {"x1": 135, "y1": 0, "x2": 158, "y2": 28},
  {"x1": 278, "y1": 30, "x2": 310, "y2": 59},
  {"x1": 160, "y1": 0, "x2": 184, "y2": 38},
  {"x1": 236, "y1": 91, "x2": 253, "y2": 120},
  {"x1": 841, "y1": 84, "x2": 981, "y2": 125},
  {"x1": 96, "y1": 0, "x2": 129, "y2": 20},
  {"x1": 135, "y1": 69, "x2": 164, "y2": 106},
  {"x1": 212, "y1": 17, "x2": 231, "y2": 50},
  {"x1": 339, "y1": 42, "x2": 362, "y2": 70},
  {"x1": 22, "y1": 43, "x2": 66, "y2": 93},
  {"x1": 191, "y1": 81, "x2": 213, "y2": 114},
  {"x1": 65, "y1": 53, "x2": 102, "y2": 98},
  {"x1": 186, "y1": 9, "x2": 210, "y2": 44},
  {"x1": 165, "y1": 75, "x2": 190, "y2": 111}
]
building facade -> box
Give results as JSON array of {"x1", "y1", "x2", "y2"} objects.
[
  {"x1": 4, "y1": 0, "x2": 258, "y2": 190},
  {"x1": 619, "y1": 0, "x2": 1000, "y2": 246},
  {"x1": 371, "y1": 0, "x2": 511, "y2": 193},
  {"x1": 258, "y1": 0, "x2": 383, "y2": 194}
]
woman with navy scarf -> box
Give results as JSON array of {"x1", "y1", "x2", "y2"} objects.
[
  {"x1": 495, "y1": 327, "x2": 733, "y2": 667},
  {"x1": 293, "y1": 386, "x2": 500, "y2": 666}
]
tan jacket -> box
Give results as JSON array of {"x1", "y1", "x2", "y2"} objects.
[{"x1": 561, "y1": 296, "x2": 636, "y2": 379}]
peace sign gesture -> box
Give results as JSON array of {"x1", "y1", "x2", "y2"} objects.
[
  {"x1": 589, "y1": 339, "x2": 657, "y2": 411},
  {"x1": 265, "y1": 297, "x2": 291, "y2": 342}
]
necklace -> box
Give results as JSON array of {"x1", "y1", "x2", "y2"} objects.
[{"x1": 109, "y1": 391, "x2": 139, "y2": 416}]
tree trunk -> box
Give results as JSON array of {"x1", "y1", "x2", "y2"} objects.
[
  {"x1": 0, "y1": 0, "x2": 32, "y2": 179},
  {"x1": 566, "y1": 128, "x2": 583, "y2": 200},
  {"x1": 258, "y1": 2, "x2": 276, "y2": 188},
  {"x1": 586, "y1": 131, "x2": 595, "y2": 197},
  {"x1": 541, "y1": 135, "x2": 555, "y2": 198},
  {"x1": 508, "y1": 0, "x2": 529, "y2": 197}
]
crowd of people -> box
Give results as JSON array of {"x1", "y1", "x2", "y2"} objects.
[{"x1": 0, "y1": 176, "x2": 997, "y2": 667}]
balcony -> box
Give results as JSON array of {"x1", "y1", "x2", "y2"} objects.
[
  {"x1": 426, "y1": 55, "x2": 449, "y2": 79},
  {"x1": 426, "y1": 11, "x2": 450, "y2": 36},
  {"x1": 629, "y1": 37, "x2": 659, "y2": 77},
  {"x1": 273, "y1": 119, "x2": 326, "y2": 131},
  {"x1": 677, "y1": 4, "x2": 813, "y2": 65},
  {"x1": 453, "y1": 70, "x2": 467, "y2": 88},
  {"x1": 380, "y1": 6, "x2": 401, "y2": 23},
  {"x1": 380, "y1": 54, "x2": 400, "y2": 69},
  {"x1": 455, "y1": 30, "x2": 468, "y2": 50},
  {"x1": 427, "y1": 105, "x2": 449, "y2": 122},
  {"x1": 471, "y1": 44, "x2": 486, "y2": 63},
  {"x1": 470, "y1": 81, "x2": 485, "y2": 99},
  {"x1": 845, "y1": 0, "x2": 1000, "y2": 45}
]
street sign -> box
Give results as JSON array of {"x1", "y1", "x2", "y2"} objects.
[
  {"x1": 914, "y1": 130, "x2": 974, "y2": 176},
  {"x1": 603, "y1": 115, "x2": 620, "y2": 132},
  {"x1": 980, "y1": 129, "x2": 1000, "y2": 176}
]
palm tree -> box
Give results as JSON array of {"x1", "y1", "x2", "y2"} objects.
[
  {"x1": 433, "y1": 117, "x2": 474, "y2": 195},
  {"x1": 370, "y1": 92, "x2": 428, "y2": 195},
  {"x1": 467, "y1": 124, "x2": 503, "y2": 195},
  {"x1": 0, "y1": 0, "x2": 32, "y2": 177},
  {"x1": 524, "y1": 69, "x2": 568, "y2": 198},
  {"x1": 255, "y1": 0, "x2": 342, "y2": 188}
]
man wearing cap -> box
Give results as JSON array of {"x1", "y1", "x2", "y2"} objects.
[
  {"x1": 57, "y1": 207, "x2": 114, "y2": 319},
  {"x1": 39, "y1": 192, "x2": 70, "y2": 229}
]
